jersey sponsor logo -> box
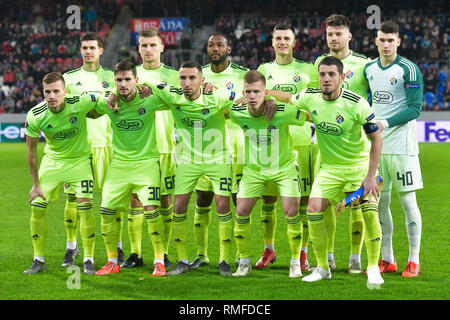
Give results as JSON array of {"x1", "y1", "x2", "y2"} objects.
[
  {"x1": 406, "y1": 83, "x2": 421, "y2": 89},
  {"x1": 181, "y1": 117, "x2": 207, "y2": 128},
  {"x1": 248, "y1": 134, "x2": 272, "y2": 146},
  {"x1": 138, "y1": 108, "x2": 146, "y2": 115},
  {"x1": 116, "y1": 119, "x2": 144, "y2": 131},
  {"x1": 292, "y1": 75, "x2": 301, "y2": 82},
  {"x1": 272, "y1": 84, "x2": 297, "y2": 94},
  {"x1": 102, "y1": 81, "x2": 109, "y2": 88},
  {"x1": 336, "y1": 115, "x2": 344, "y2": 124},
  {"x1": 53, "y1": 128, "x2": 79, "y2": 140},
  {"x1": 226, "y1": 82, "x2": 234, "y2": 90},
  {"x1": 372, "y1": 91, "x2": 394, "y2": 104},
  {"x1": 316, "y1": 122, "x2": 343, "y2": 136}
]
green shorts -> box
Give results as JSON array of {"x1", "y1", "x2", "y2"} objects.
[
  {"x1": 294, "y1": 145, "x2": 312, "y2": 197},
  {"x1": 237, "y1": 162, "x2": 301, "y2": 198},
  {"x1": 195, "y1": 163, "x2": 243, "y2": 194},
  {"x1": 34, "y1": 155, "x2": 94, "y2": 204},
  {"x1": 64, "y1": 145, "x2": 112, "y2": 193},
  {"x1": 175, "y1": 163, "x2": 232, "y2": 196},
  {"x1": 101, "y1": 158, "x2": 161, "y2": 208},
  {"x1": 160, "y1": 152, "x2": 176, "y2": 195},
  {"x1": 310, "y1": 162, "x2": 369, "y2": 205}
]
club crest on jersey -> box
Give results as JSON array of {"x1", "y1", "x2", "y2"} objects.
[
  {"x1": 390, "y1": 77, "x2": 398, "y2": 85},
  {"x1": 267, "y1": 125, "x2": 276, "y2": 132},
  {"x1": 336, "y1": 114, "x2": 344, "y2": 124},
  {"x1": 344, "y1": 71, "x2": 353, "y2": 79},
  {"x1": 202, "y1": 108, "x2": 210, "y2": 115},
  {"x1": 138, "y1": 107, "x2": 146, "y2": 115},
  {"x1": 102, "y1": 81, "x2": 109, "y2": 88},
  {"x1": 157, "y1": 81, "x2": 168, "y2": 89},
  {"x1": 69, "y1": 116, "x2": 77, "y2": 124},
  {"x1": 226, "y1": 82, "x2": 234, "y2": 90},
  {"x1": 293, "y1": 75, "x2": 301, "y2": 82}
]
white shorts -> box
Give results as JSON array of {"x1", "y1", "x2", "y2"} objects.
[{"x1": 378, "y1": 154, "x2": 423, "y2": 192}]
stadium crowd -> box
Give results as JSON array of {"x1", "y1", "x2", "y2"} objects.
[{"x1": 0, "y1": 0, "x2": 448, "y2": 113}]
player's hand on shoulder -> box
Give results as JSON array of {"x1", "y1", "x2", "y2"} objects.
[
  {"x1": 107, "y1": 92, "x2": 119, "y2": 111},
  {"x1": 262, "y1": 98, "x2": 277, "y2": 121},
  {"x1": 203, "y1": 82, "x2": 218, "y2": 94},
  {"x1": 137, "y1": 84, "x2": 153, "y2": 98}
]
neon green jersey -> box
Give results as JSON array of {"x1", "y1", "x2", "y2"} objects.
[
  {"x1": 26, "y1": 93, "x2": 98, "y2": 162},
  {"x1": 258, "y1": 59, "x2": 318, "y2": 146},
  {"x1": 314, "y1": 51, "x2": 370, "y2": 99},
  {"x1": 63, "y1": 66, "x2": 115, "y2": 147},
  {"x1": 202, "y1": 62, "x2": 248, "y2": 159},
  {"x1": 136, "y1": 63, "x2": 179, "y2": 153},
  {"x1": 230, "y1": 102, "x2": 306, "y2": 170},
  {"x1": 146, "y1": 81, "x2": 236, "y2": 164},
  {"x1": 290, "y1": 88, "x2": 376, "y2": 167},
  {"x1": 96, "y1": 92, "x2": 168, "y2": 162}
]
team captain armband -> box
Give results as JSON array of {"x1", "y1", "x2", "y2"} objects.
[
  {"x1": 363, "y1": 113, "x2": 378, "y2": 134},
  {"x1": 363, "y1": 122, "x2": 379, "y2": 134}
]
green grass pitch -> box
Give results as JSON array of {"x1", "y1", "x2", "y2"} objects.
[{"x1": 0, "y1": 142, "x2": 449, "y2": 300}]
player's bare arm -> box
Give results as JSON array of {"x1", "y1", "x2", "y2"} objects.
[
  {"x1": 26, "y1": 136, "x2": 46, "y2": 203},
  {"x1": 361, "y1": 126, "x2": 383, "y2": 200},
  {"x1": 266, "y1": 90, "x2": 293, "y2": 104}
]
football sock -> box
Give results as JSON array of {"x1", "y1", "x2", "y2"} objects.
[
  {"x1": 350, "y1": 204, "x2": 364, "y2": 255},
  {"x1": 172, "y1": 212, "x2": 189, "y2": 261},
  {"x1": 100, "y1": 207, "x2": 119, "y2": 259},
  {"x1": 307, "y1": 212, "x2": 328, "y2": 270},
  {"x1": 361, "y1": 201, "x2": 382, "y2": 269},
  {"x1": 378, "y1": 190, "x2": 395, "y2": 263},
  {"x1": 261, "y1": 202, "x2": 277, "y2": 249},
  {"x1": 286, "y1": 213, "x2": 302, "y2": 260},
  {"x1": 324, "y1": 206, "x2": 336, "y2": 257},
  {"x1": 144, "y1": 209, "x2": 165, "y2": 260},
  {"x1": 193, "y1": 205, "x2": 211, "y2": 257},
  {"x1": 127, "y1": 207, "x2": 144, "y2": 256},
  {"x1": 78, "y1": 202, "x2": 95, "y2": 258},
  {"x1": 234, "y1": 216, "x2": 251, "y2": 259},
  {"x1": 64, "y1": 194, "x2": 79, "y2": 245},
  {"x1": 299, "y1": 205, "x2": 309, "y2": 248},
  {"x1": 116, "y1": 208, "x2": 124, "y2": 248},
  {"x1": 30, "y1": 201, "x2": 48, "y2": 258},
  {"x1": 399, "y1": 191, "x2": 422, "y2": 264},
  {"x1": 218, "y1": 211, "x2": 233, "y2": 262},
  {"x1": 160, "y1": 205, "x2": 173, "y2": 254}
]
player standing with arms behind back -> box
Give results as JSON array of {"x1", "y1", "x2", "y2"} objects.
[
  {"x1": 62, "y1": 32, "x2": 117, "y2": 267},
  {"x1": 256, "y1": 23, "x2": 318, "y2": 271},
  {"x1": 364, "y1": 20, "x2": 423, "y2": 277}
]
